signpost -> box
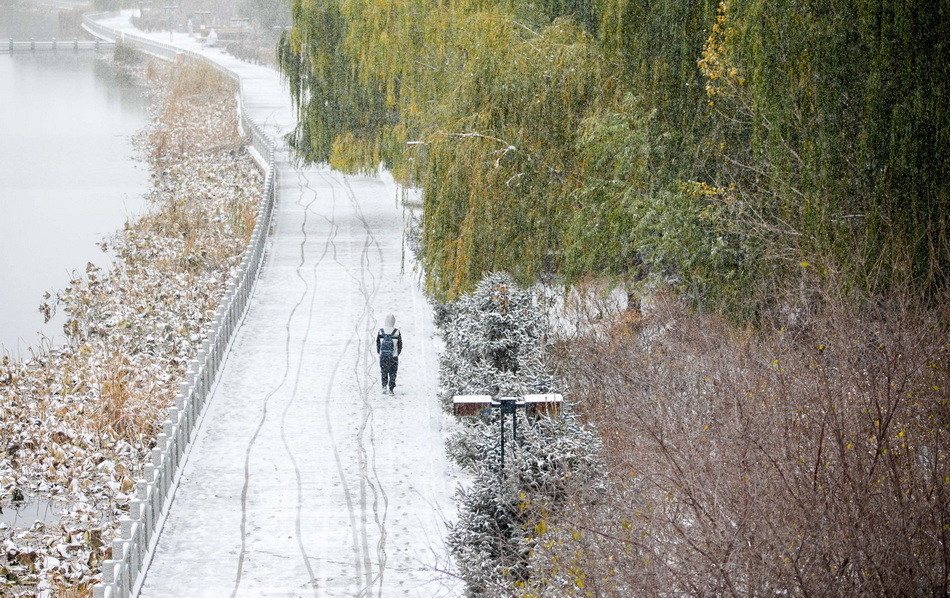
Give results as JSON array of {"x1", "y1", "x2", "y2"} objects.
[
  {"x1": 163, "y1": 5, "x2": 176, "y2": 41},
  {"x1": 453, "y1": 393, "x2": 563, "y2": 476}
]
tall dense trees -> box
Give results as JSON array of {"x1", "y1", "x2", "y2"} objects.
[
  {"x1": 275, "y1": 3, "x2": 948, "y2": 594},
  {"x1": 279, "y1": 0, "x2": 948, "y2": 318}
]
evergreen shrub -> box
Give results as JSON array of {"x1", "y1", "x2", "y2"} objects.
[{"x1": 438, "y1": 273, "x2": 603, "y2": 594}]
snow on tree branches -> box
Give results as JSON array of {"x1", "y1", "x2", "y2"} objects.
[{"x1": 437, "y1": 272, "x2": 603, "y2": 594}]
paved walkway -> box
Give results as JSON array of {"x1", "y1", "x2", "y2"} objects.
[{"x1": 97, "y1": 15, "x2": 461, "y2": 598}]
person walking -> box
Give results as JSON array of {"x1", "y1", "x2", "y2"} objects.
[{"x1": 376, "y1": 314, "x2": 402, "y2": 395}]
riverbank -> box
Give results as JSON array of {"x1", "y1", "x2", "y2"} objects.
[{"x1": 0, "y1": 50, "x2": 262, "y2": 596}]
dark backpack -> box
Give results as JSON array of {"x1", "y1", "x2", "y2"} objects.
[{"x1": 379, "y1": 328, "x2": 398, "y2": 358}]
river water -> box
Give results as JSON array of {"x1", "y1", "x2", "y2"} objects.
[{"x1": 0, "y1": 3, "x2": 150, "y2": 356}]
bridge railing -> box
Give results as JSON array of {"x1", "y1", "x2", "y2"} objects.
[
  {"x1": 1, "y1": 38, "x2": 116, "y2": 53},
  {"x1": 82, "y1": 13, "x2": 279, "y2": 598}
]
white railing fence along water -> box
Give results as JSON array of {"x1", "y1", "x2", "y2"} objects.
[
  {"x1": 83, "y1": 14, "x2": 273, "y2": 162},
  {"x1": 1, "y1": 38, "x2": 116, "y2": 53},
  {"x1": 81, "y1": 13, "x2": 278, "y2": 598}
]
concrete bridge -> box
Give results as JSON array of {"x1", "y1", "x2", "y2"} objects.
[{"x1": 1, "y1": 38, "x2": 115, "y2": 54}]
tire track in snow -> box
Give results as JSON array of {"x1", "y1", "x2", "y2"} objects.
[
  {"x1": 295, "y1": 165, "x2": 393, "y2": 595},
  {"x1": 307, "y1": 167, "x2": 369, "y2": 591},
  {"x1": 318, "y1": 329, "x2": 367, "y2": 590},
  {"x1": 277, "y1": 166, "x2": 338, "y2": 596},
  {"x1": 349, "y1": 194, "x2": 384, "y2": 598},
  {"x1": 314, "y1": 168, "x2": 380, "y2": 593},
  {"x1": 310, "y1": 168, "x2": 389, "y2": 597},
  {"x1": 334, "y1": 171, "x2": 391, "y2": 597},
  {"x1": 230, "y1": 163, "x2": 329, "y2": 598}
]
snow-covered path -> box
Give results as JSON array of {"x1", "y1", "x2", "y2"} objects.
[{"x1": 96, "y1": 16, "x2": 461, "y2": 598}]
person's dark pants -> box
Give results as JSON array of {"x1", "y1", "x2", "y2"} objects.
[{"x1": 380, "y1": 357, "x2": 398, "y2": 391}]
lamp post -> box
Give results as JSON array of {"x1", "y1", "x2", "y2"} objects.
[
  {"x1": 453, "y1": 393, "x2": 563, "y2": 477},
  {"x1": 163, "y1": 5, "x2": 176, "y2": 42}
]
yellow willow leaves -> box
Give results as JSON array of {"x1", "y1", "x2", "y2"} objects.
[{"x1": 698, "y1": 0, "x2": 745, "y2": 101}]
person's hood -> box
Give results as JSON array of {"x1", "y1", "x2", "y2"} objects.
[{"x1": 384, "y1": 314, "x2": 396, "y2": 331}]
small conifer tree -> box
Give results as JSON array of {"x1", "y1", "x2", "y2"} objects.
[{"x1": 439, "y1": 272, "x2": 603, "y2": 593}]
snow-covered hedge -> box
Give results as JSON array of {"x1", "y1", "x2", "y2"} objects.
[
  {"x1": 437, "y1": 273, "x2": 603, "y2": 595},
  {"x1": 437, "y1": 273, "x2": 556, "y2": 408}
]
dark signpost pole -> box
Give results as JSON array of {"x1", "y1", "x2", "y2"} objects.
[{"x1": 453, "y1": 394, "x2": 563, "y2": 478}]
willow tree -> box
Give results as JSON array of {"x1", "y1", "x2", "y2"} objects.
[
  {"x1": 280, "y1": 0, "x2": 607, "y2": 299},
  {"x1": 688, "y1": 0, "x2": 950, "y2": 310},
  {"x1": 416, "y1": 18, "x2": 604, "y2": 298},
  {"x1": 277, "y1": 0, "x2": 391, "y2": 165},
  {"x1": 279, "y1": 0, "x2": 948, "y2": 313}
]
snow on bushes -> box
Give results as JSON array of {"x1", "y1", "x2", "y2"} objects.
[
  {"x1": 438, "y1": 272, "x2": 603, "y2": 595},
  {"x1": 437, "y1": 273, "x2": 556, "y2": 408},
  {"x1": 0, "y1": 57, "x2": 262, "y2": 595}
]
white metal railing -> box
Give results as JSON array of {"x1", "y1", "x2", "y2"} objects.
[
  {"x1": 83, "y1": 13, "x2": 278, "y2": 598},
  {"x1": 83, "y1": 14, "x2": 273, "y2": 162},
  {"x1": 1, "y1": 38, "x2": 115, "y2": 53}
]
